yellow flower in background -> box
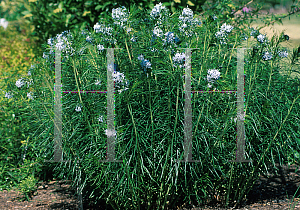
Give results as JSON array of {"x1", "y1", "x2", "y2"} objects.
[
  {"x1": 187, "y1": 1, "x2": 195, "y2": 6},
  {"x1": 23, "y1": 14, "x2": 33, "y2": 18},
  {"x1": 53, "y1": 8, "x2": 63, "y2": 13},
  {"x1": 227, "y1": 4, "x2": 235, "y2": 10},
  {"x1": 83, "y1": 11, "x2": 91, "y2": 16}
]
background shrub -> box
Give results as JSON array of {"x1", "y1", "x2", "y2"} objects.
[
  {"x1": 0, "y1": 18, "x2": 44, "y2": 191},
  {"x1": 20, "y1": 0, "x2": 209, "y2": 48}
]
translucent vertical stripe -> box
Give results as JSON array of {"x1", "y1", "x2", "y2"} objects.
[
  {"x1": 106, "y1": 48, "x2": 116, "y2": 161},
  {"x1": 54, "y1": 48, "x2": 63, "y2": 162},
  {"x1": 233, "y1": 48, "x2": 251, "y2": 163}
]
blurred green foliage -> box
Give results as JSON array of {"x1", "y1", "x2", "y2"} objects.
[
  {"x1": 14, "y1": 0, "x2": 209, "y2": 46},
  {"x1": 0, "y1": 18, "x2": 44, "y2": 192},
  {"x1": 1, "y1": 0, "x2": 298, "y2": 48},
  {"x1": 0, "y1": 0, "x2": 31, "y2": 21}
]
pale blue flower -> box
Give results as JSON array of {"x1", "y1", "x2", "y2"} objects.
[
  {"x1": 250, "y1": 27, "x2": 258, "y2": 37},
  {"x1": 130, "y1": 36, "x2": 136, "y2": 42},
  {"x1": 52, "y1": 31, "x2": 74, "y2": 56},
  {"x1": 262, "y1": 51, "x2": 272, "y2": 60},
  {"x1": 207, "y1": 69, "x2": 221, "y2": 83},
  {"x1": 257, "y1": 34, "x2": 266, "y2": 43},
  {"x1": 150, "y1": 47, "x2": 159, "y2": 53},
  {"x1": 97, "y1": 44, "x2": 104, "y2": 51},
  {"x1": 112, "y1": 6, "x2": 129, "y2": 29},
  {"x1": 27, "y1": 70, "x2": 31, "y2": 76},
  {"x1": 150, "y1": 2, "x2": 170, "y2": 25},
  {"x1": 150, "y1": 2, "x2": 167, "y2": 19},
  {"x1": 94, "y1": 22, "x2": 101, "y2": 33},
  {"x1": 178, "y1": 7, "x2": 201, "y2": 37},
  {"x1": 193, "y1": 18, "x2": 201, "y2": 26},
  {"x1": 55, "y1": 42, "x2": 64, "y2": 51},
  {"x1": 43, "y1": 52, "x2": 49, "y2": 59},
  {"x1": 26, "y1": 79, "x2": 34, "y2": 88},
  {"x1": 278, "y1": 50, "x2": 288, "y2": 58},
  {"x1": 153, "y1": 26, "x2": 163, "y2": 37},
  {"x1": 93, "y1": 22, "x2": 113, "y2": 36},
  {"x1": 172, "y1": 52, "x2": 186, "y2": 68},
  {"x1": 220, "y1": 23, "x2": 234, "y2": 33},
  {"x1": 215, "y1": 31, "x2": 227, "y2": 44},
  {"x1": 215, "y1": 30, "x2": 226, "y2": 39},
  {"x1": 138, "y1": 54, "x2": 153, "y2": 75},
  {"x1": 215, "y1": 23, "x2": 233, "y2": 45},
  {"x1": 93, "y1": 22, "x2": 116, "y2": 44},
  {"x1": 48, "y1": 38, "x2": 54, "y2": 46},
  {"x1": 5, "y1": 91, "x2": 13, "y2": 99},
  {"x1": 98, "y1": 115, "x2": 104, "y2": 123},
  {"x1": 118, "y1": 87, "x2": 129, "y2": 93},
  {"x1": 113, "y1": 71, "x2": 125, "y2": 83},
  {"x1": 163, "y1": 32, "x2": 180, "y2": 45},
  {"x1": 179, "y1": 7, "x2": 194, "y2": 23},
  {"x1": 181, "y1": 23, "x2": 188, "y2": 29},
  {"x1": 86, "y1": 35, "x2": 92, "y2": 42},
  {"x1": 141, "y1": 59, "x2": 152, "y2": 71},
  {"x1": 138, "y1": 54, "x2": 144, "y2": 61},
  {"x1": 27, "y1": 92, "x2": 34, "y2": 100},
  {"x1": 16, "y1": 78, "x2": 25, "y2": 88},
  {"x1": 75, "y1": 105, "x2": 82, "y2": 112}
]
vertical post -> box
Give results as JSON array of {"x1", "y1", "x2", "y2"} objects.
[
  {"x1": 77, "y1": 160, "x2": 83, "y2": 210},
  {"x1": 107, "y1": 48, "x2": 116, "y2": 161},
  {"x1": 177, "y1": 48, "x2": 201, "y2": 163},
  {"x1": 184, "y1": 48, "x2": 192, "y2": 162},
  {"x1": 54, "y1": 47, "x2": 63, "y2": 162},
  {"x1": 45, "y1": 47, "x2": 69, "y2": 163},
  {"x1": 100, "y1": 48, "x2": 123, "y2": 162},
  {"x1": 230, "y1": 48, "x2": 251, "y2": 163}
]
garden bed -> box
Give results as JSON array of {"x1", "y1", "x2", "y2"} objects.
[{"x1": 0, "y1": 163, "x2": 299, "y2": 209}]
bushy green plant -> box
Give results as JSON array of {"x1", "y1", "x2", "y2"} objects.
[
  {"x1": 0, "y1": 17, "x2": 45, "y2": 192},
  {"x1": 2, "y1": 0, "x2": 300, "y2": 209}
]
